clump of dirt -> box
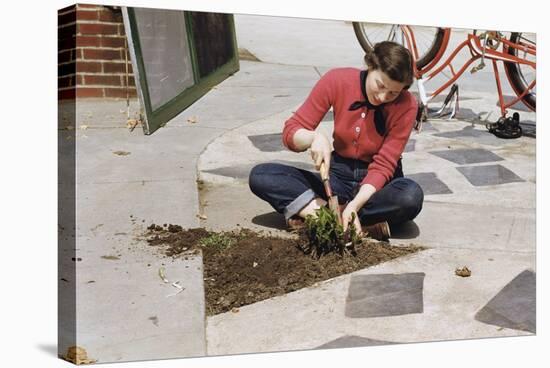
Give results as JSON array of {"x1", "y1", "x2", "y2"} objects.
[{"x1": 145, "y1": 225, "x2": 424, "y2": 316}]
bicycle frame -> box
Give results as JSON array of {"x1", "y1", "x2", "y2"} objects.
[{"x1": 401, "y1": 27, "x2": 536, "y2": 117}]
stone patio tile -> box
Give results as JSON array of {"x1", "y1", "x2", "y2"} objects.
[
  {"x1": 456, "y1": 164, "x2": 525, "y2": 186},
  {"x1": 407, "y1": 172, "x2": 453, "y2": 195},
  {"x1": 248, "y1": 133, "x2": 285, "y2": 152},
  {"x1": 345, "y1": 273, "x2": 425, "y2": 318},
  {"x1": 316, "y1": 335, "x2": 397, "y2": 349},
  {"x1": 475, "y1": 270, "x2": 536, "y2": 333},
  {"x1": 430, "y1": 148, "x2": 504, "y2": 165}
]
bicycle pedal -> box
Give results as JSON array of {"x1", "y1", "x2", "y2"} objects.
[
  {"x1": 470, "y1": 62, "x2": 485, "y2": 74},
  {"x1": 486, "y1": 112, "x2": 522, "y2": 139}
]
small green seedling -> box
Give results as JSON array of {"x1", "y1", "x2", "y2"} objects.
[
  {"x1": 300, "y1": 206, "x2": 362, "y2": 257},
  {"x1": 199, "y1": 233, "x2": 235, "y2": 250}
]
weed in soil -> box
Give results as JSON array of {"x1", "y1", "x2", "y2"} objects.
[
  {"x1": 199, "y1": 233, "x2": 235, "y2": 250},
  {"x1": 300, "y1": 206, "x2": 361, "y2": 258},
  {"x1": 144, "y1": 224, "x2": 424, "y2": 316}
]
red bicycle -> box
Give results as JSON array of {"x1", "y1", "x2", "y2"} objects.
[{"x1": 352, "y1": 23, "x2": 536, "y2": 136}]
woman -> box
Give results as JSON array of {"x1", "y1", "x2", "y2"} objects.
[{"x1": 249, "y1": 41, "x2": 423, "y2": 240}]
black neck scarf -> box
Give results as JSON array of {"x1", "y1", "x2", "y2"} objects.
[{"x1": 348, "y1": 70, "x2": 386, "y2": 136}]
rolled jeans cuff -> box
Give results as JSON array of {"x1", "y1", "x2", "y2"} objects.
[{"x1": 283, "y1": 189, "x2": 316, "y2": 221}]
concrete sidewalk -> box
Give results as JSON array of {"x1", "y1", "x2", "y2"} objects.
[
  {"x1": 61, "y1": 14, "x2": 536, "y2": 363},
  {"x1": 201, "y1": 15, "x2": 536, "y2": 355},
  {"x1": 198, "y1": 62, "x2": 535, "y2": 355}
]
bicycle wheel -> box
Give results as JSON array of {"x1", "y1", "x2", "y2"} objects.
[
  {"x1": 352, "y1": 22, "x2": 445, "y2": 69},
  {"x1": 504, "y1": 32, "x2": 536, "y2": 111}
]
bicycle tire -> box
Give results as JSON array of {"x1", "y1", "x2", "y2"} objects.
[
  {"x1": 352, "y1": 22, "x2": 446, "y2": 70},
  {"x1": 504, "y1": 32, "x2": 536, "y2": 111}
]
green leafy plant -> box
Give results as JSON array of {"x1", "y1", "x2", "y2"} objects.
[
  {"x1": 300, "y1": 206, "x2": 362, "y2": 258},
  {"x1": 199, "y1": 233, "x2": 235, "y2": 250}
]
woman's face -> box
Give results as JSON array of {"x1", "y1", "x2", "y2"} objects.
[{"x1": 365, "y1": 69, "x2": 406, "y2": 106}]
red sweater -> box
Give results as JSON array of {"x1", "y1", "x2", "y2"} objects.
[{"x1": 282, "y1": 67, "x2": 417, "y2": 191}]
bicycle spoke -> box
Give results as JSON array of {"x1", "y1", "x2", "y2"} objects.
[
  {"x1": 354, "y1": 22, "x2": 446, "y2": 70},
  {"x1": 369, "y1": 26, "x2": 387, "y2": 45},
  {"x1": 359, "y1": 23, "x2": 390, "y2": 47},
  {"x1": 518, "y1": 34, "x2": 536, "y2": 46},
  {"x1": 388, "y1": 25, "x2": 398, "y2": 43},
  {"x1": 416, "y1": 30, "x2": 438, "y2": 50},
  {"x1": 501, "y1": 32, "x2": 536, "y2": 110},
  {"x1": 517, "y1": 33, "x2": 536, "y2": 96}
]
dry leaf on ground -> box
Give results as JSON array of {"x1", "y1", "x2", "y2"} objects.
[
  {"x1": 126, "y1": 118, "x2": 139, "y2": 130},
  {"x1": 113, "y1": 151, "x2": 131, "y2": 156},
  {"x1": 62, "y1": 346, "x2": 97, "y2": 365},
  {"x1": 455, "y1": 266, "x2": 472, "y2": 277}
]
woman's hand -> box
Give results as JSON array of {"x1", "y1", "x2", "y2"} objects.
[
  {"x1": 342, "y1": 202, "x2": 363, "y2": 235},
  {"x1": 310, "y1": 132, "x2": 332, "y2": 171},
  {"x1": 342, "y1": 184, "x2": 377, "y2": 234}
]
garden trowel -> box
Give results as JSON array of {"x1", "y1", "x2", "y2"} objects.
[{"x1": 320, "y1": 161, "x2": 343, "y2": 225}]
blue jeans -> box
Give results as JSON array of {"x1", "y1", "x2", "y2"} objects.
[{"x1": 249, "y1": 152, "x2": 423, "y2": 226}]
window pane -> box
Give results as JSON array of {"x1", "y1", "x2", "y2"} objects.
[
  {"x1": 189, "y1": 12, "x2": 235, "y2": 78},
  {"x1": 134, "y1": 8, "x2": 195, "y2": 110}
]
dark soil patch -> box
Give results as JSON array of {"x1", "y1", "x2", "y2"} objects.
[{"x1": 144, "y1": 224, "x2": 424, "y2": 316}]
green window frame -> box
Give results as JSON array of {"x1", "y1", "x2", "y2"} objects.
[{"x1": 123, "y1": 7, "x2": 240, "y2": 135}]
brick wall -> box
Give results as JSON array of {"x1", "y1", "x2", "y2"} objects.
[{"x1": 58, "y1": 4, "x2": 137, "y2": 100}]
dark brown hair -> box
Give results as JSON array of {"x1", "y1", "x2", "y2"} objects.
[{"x1": 364, "y1": 41, "x2": 414, "y2": 88}]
